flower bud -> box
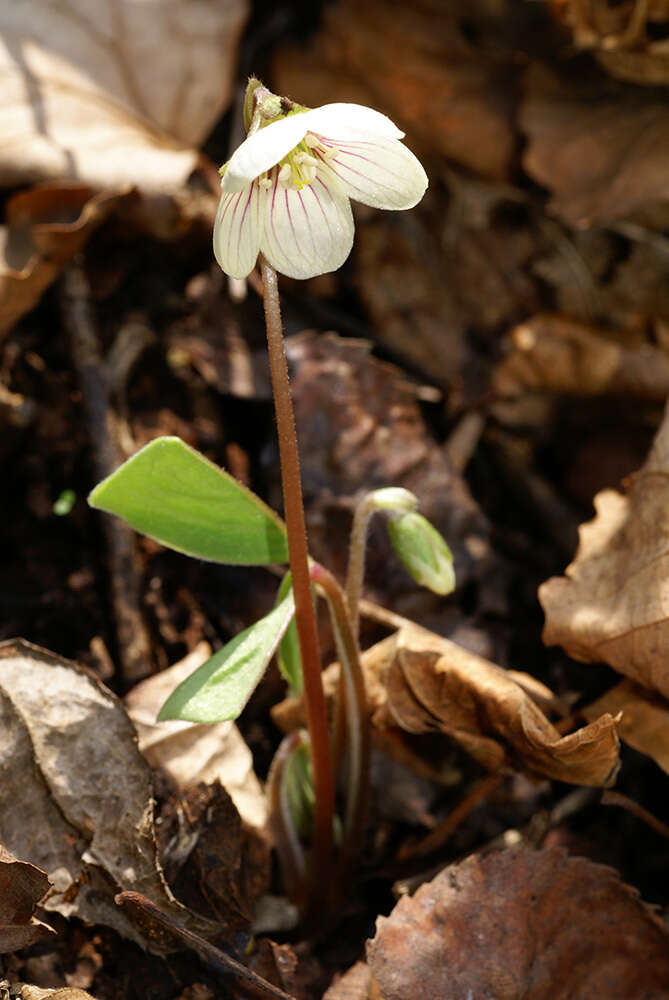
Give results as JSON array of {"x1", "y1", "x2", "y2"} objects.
[
  {"x1": 387, "y1": 512, "x2": 455, "y2": 596},
  {"x1": 367, "y1": 486, "x2": 418, "y2": 514}
]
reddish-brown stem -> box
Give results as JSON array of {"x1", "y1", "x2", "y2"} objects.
[{"x1": 260, "y1": 256, "x2": 334, "y2": 902}]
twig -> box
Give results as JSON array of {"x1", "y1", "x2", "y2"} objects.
[
  {"x1": 602, "y1": 790, "x2": 669, "y2": 841},
  {"x1": 61, "y1": 259, "x2": 152, "y2": 686},
  {"x1": 396, "y1": 773, "x2": 505, "y2": 861},
  {"x1": 116, "y1": 892, "x2": 295, "y2": 1000}
]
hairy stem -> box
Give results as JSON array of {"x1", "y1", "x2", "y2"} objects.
[
  {"x1": 345, "y1": 492, "x2": 379, "y2": 642},
  {"x1": 260, "y1": 255, "x2": 334, "y2": 900}
]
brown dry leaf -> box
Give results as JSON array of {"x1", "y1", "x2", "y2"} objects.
[
  {"x1": 0, "y1": 639, "x2": 220, "y2": 951},
  {"x1": 540, "y1": 399, "x2": 669, "y2": 698},
  {"x1": 323, "y1": 962, "x2": 382, "y2": 1000},
  {"x1": 584, "y1": 680, "x2": 669, "y2": 775},
  {"x1": 367, "y1": 846, "x2": 669, "y2": 1000},
  {"x1": 126, "y1": 642, "x2": 267, "y2": 829},
  {"x1": 157, "y1": 782, "x2": 269, "y2": 940},
  {"x1": 246, "y1": 940, "x2": 298, "y2": 999},
  {"x1": 494, "y1": 314, "x2": 669, "y2": 401},
  {"x1": 521, "y1": 65, "x2": 669, "y2": 227},
  {"x1": 368, "y1": 625, "x2": 619, "y2": 786},
  {"x1": 352, "y1": 179, "x2": 541, "y2": 389},
  {"x1": 274, "y1": 624, "x2": 620, "y2": 786},
  {"x1": 353, "y1": 220, "x2": 466, "y2": 386},
  {"x1": 0, "y1": 846, "x2": 54, "y2": 953},
  {"x1": 532, "y1": 236, "x2": 669, "y2": 329},
  {"x1": 0, "y1": 0, "x2": 248, "y2": 192},
  {"x1": 286, "y1": 332, "x2": 492, "y2": 632},
  {"x1": 0, "y1": 184, "x2": 130, "y2": 338},
  {"x1": 20, "y1": 990, "x2": 99, "y2": 1000},
  {"x1": 272, "y1": 0, "x2": 516, "y2": 180}
]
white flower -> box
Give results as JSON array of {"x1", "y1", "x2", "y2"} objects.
[{"x1": 213, "y1": 101, "x2": 428, "y2": 281}]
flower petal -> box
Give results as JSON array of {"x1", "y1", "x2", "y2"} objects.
[
  {"x1": 223, "y1": 113, "x2": 310, "y2": 191},
  {"x1": 213, "y1": 181, "x2": 263, "y2": 278},
  {"x1": 315, "y1": 135, "x2": 428, "y2": 211},
  {"x1": 302, "y1": 103, "x2": 405, "y2": 141},
  {"x1": 261, "y1": 170, "x2": 354, "y2": 280}
]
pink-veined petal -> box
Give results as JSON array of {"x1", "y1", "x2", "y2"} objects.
[
  {"x1": 213, "y1": 181, "x2": 263, "y2": 279},
  {"x1": 315, "y1": 135, "x2": 428, "y2": 211},
  {"x1": 260, "y1": 169, "x2": 354, "y2": 280},
  {"x1": 223, "y1": 113, "x2": 310, "y2": 191},
  {"x1": 301, "y1": 103, "x2": 405, "y2": 141}
]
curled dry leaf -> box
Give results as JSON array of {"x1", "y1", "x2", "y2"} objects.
[
  {"x1": 0, "y1": 0, "x2": 248, "y2": 191},
  {"x1": 540, "y1": 399, "x2": 669, "y2": 699},
  {"x1": 0, "y1": 845, "x2": 54, "y2": 953},
  {"x1": 126, "y1": 642, "x2": 267, "y2": 829},
  {"x1": 0, "y1": 639, "x2": 220, "y2": 951},
  {"x1": 367, "y1": 846, "x2": 669, "y2": 1000},
  {"x1": 274, "y1": 624, "x2": 620, "y2": 787},
  {"x1": 494, "y1": 314, "x2": 669, "y2": 401},
  {"x1": 0, "y1": 184, "x2": 130, "y2": 338},
  {"x1": 521, "y1": 66, "x2": 669, "y2": 228},
  {"x1": 367, "y1": 625, "x2": 620, "y2": 786},
  {"x1": 584, "y1": 680, "x2": 669, "y2": 776}
]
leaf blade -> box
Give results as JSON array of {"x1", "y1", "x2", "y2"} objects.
[
  {"x1": 88, "y1": 437, "x2": 288, "y2": 566},
  {"x1": 158, "y1": 593, "x2": 296, "y2": 723}
]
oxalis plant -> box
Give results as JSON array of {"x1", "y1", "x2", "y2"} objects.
[{"x1": 89, "y1": 79, "x2": 454, "y2": 921}]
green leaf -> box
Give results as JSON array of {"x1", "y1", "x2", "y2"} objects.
[
  {"x1": 88, "y1": 437, "x2": 288, "y2": 565},
  {"x1": 158, "y1": 592, "x2": 296, "y2": 723},
  {"x1": 276, "y1": 573, "x2": 303, "y2": 694}
]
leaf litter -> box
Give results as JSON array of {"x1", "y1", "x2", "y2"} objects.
[
  {"x1": 0, "y1": 639, "x2": 220, "y2": 951},
  {"x1": 4, "y1": 0, "x2": 669, "y2": 995}
]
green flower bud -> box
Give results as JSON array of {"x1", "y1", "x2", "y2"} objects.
[{"x1": 387, "y1": 512, "x2": 455, "y2": 596}]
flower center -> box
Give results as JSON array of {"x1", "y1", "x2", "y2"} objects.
[{"x1": 259, "y1": 134, "x2": 339, "y2": 191}]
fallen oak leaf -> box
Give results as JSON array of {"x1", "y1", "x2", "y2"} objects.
[
  {"x1": 540, "y1": 398, "x2": 669, "y2": 699},
  {"x1": 367, "y1": 846, "x2": 669, "y2": 1000},
  {"x1": 0, "y1": 845, "x2": 54, "y2": 953},
  {"x1": 0, "y1": 639, "x2": 220, "y2": 951}
]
